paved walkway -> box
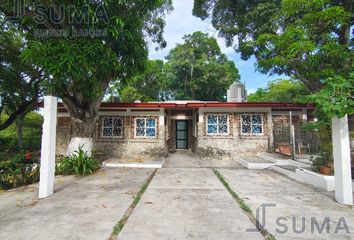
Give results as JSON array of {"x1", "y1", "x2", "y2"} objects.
[
  {"x1": 0, "y1": 168, "x2": 153, "y2": 240},
  {"x1": 117, "y1": 167, "x2": 263, "y2": 240},
  {"x1": 218, "y1": 168, "x2": 354, "y2": 240}
]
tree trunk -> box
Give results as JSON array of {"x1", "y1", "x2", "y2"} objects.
[
  {"x1": 62, "y1": 95, "x2": 103, "y2": 156},
  {"x1": 15, "y1": 114, "x2": 25, "y2": 150},
  {"x1": 190, "y1": 64, "x2": 195, "y2": 100}
]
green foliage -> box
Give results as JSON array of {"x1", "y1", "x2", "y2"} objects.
[
  {"x1": 165, "y1": 31, "x2": 240, "y2": 101},
  {"x1": 310, "y1": 153, "x2": 332, "y2": 173},
  {"x1": 119, "y1": 86, "x2": 143, "y2": 103},
  {"x1": 0, "y1": 112, "x2": 43, "y2": 152},
  {"x1": 0, "y1": 17, "x2": 44, "y2": 131},
  {"x1": 0, "y1": 112, "x2": 43, "y2": 139},
  {"x1": 0, "y1": 152, "x2": 39, "y2": 190},
  {"x1": 56, "y1": 146, "x2": 100, "y2": 176},
  {"x1": 309, "y1": 73, "x2": 354, "y2": 118},
  {"x1": 113, "y1": 60, "x2": 170, "y2": 102},
  {"x1": 23, "y1": 39, "x2": 118, "y2": 100},
  {"x1": 303, "y1": 120, "x2": 333, "y2": 172},
  {"x1": 1, "y1": 0, "x2": 173, "y2": 138},
  {"x1": 248, "y1": 79, "x2": 309, "y2": 102},
  {"x1": 193, "y1": 0, "x2": 353, "y2": 117}
]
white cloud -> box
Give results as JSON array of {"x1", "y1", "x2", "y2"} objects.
[{"x1": 247, "y1": 88, "x2": 258, "y2": 94}]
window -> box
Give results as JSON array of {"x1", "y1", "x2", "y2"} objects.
[
  {"x1": 241, "y1": 114, "x2": 263, "y2": 135},
  {"x1": 135, "y1": 117, "x2": 157, "y2": 138},
  {"x1": 206, "y1": 114, "x2": 229, "y2": 135},
  {"x1": 102, "y1": 117, "x2": 124, "y2": 138}
]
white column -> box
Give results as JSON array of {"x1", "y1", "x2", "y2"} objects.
[
  {"x1": 332, "y1": 115, "x2": 353, "y2": 205},
  {"x1": 159, "y1": 109, "x2": 165, "y2": 126},
  {"x1": 39, "y1": 96, "x2": 57, "y2": 199}
]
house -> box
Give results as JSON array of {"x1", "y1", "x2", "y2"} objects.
[{"x1": 55, "y1": 82, "x2": 315, "y2": 161}]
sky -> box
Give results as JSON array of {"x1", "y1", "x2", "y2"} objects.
[{"x1": 148, "y1": 0, "x2": 284, "y2": 94}]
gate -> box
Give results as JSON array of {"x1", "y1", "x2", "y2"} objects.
[{"x1": 273, "y1": 115, "x2": 320, "y2": 157}]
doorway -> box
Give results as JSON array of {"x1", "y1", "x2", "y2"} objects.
[{"x1": 176, "y1": 120, "x2": 188, "y2": 149}]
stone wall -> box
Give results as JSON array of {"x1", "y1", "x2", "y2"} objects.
[
  {"x1": 94, "y1": 115, "x2": 167, "y2": 161},
  {"x1": 56, "y1": 110, "x2": 272, "y2": 161},
  {"x1": 56, "y1": 117, "x2": 71, "y2": 157},
  {"x1": 195, "y1": 112, "x2": 270, "y2": 159},
  {"x1": 56, "y1": 115, "x2": 167, "y2": 161}
]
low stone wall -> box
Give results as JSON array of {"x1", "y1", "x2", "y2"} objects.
[
  {"x1": 196, "y1": 112, "x2": 270, "y2": 160},
  {"x1": 56, "y1": 116, "x2": 167, "y2": 162}
]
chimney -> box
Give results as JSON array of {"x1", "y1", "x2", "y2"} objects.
[{"x1": 227, "y1": 81, "x2": 247, "y2": 102}]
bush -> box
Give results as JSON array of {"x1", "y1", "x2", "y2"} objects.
[
  {"x1": 0, "y1": 152, "x2": 39, "y2": 190},
  {"x1": 56, "y1": 146, "x2": 100, "y2": 176},
  {"x1": 309, "y1": 152, "x2": 333, "y2": 173}
]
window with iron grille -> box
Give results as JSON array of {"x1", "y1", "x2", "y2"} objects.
[
  {"x1": 241, "y1": 114, "x2": 263, "y2": 135},
  {"x1": 135, "y1": 117, "x2": 157, "y2": 138},
  {"x1": 102, "y1": 117, "x2": 124, "y2": 138},
  {"x1": 206, "y1": 114, "x2": 229, "y2": 135}
]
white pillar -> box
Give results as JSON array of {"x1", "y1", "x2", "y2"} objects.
[
  {"x1": 332, "y1": 115, "x2": 353, "y2": 205},
  {"x1": 267, "y1": 111, "x2": 274, "y2": 152},
  {"x1": 39, "y1": 96, "x2": 57, "y2": 199},
  {"x1": 159, "y1": 109, "x2": 165, "y2": 126}
]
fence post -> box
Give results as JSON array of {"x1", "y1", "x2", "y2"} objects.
[
  {"x1": 332, "y1": 115, "x2": 353, "y2": 205},
  {"x1": 38, "y1": 96, "x2": 57, "y2": 199}
]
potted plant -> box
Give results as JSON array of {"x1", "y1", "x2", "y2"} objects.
[{"x1": 310, "y1": 152, "x2": 333, "y2": 175}]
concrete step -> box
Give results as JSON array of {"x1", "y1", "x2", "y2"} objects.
[{"x1": 103, "y1": 159, "x2": 165, "y2": 168}]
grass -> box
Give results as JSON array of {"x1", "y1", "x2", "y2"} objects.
[
  {"x1": 109, "y1": 169, "x2": 157, "y2": 239},
  {"x1": 267, "y1": 235, "x2": 277, "y2": 240},
  {"x1": 213, "y1": 169, "x2": 252, "y2": 213},
  {"x1": 213, "y1": 169, "x2": 277, "y2": 240}
]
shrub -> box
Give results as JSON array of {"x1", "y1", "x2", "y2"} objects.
[
  {"x1": 56, "y1": 146, "x2": 100, "y2": 176},
  {"x1": 0, "y1": 152, "x2": 39, "y2": 190},
  {"x1": 309, "y1": 152, "x2": 333, "y2": 173}
]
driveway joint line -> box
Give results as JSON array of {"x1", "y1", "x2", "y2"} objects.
[
  {"x1": 213, "y1": 169, "x2": 277, "y2": 240},
  {"x1": 109, "y1": 169, "x2": 157, "y2": 240}
]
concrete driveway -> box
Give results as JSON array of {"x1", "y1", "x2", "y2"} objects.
[
  {"x1": 0, "y1": 168, "x2": 154, "y2": 240},
  {"x1": 117, "y1": 168, "x2": 264, "y2": 240},
  {"x1": 1, "y1": 152, "x2": 353, "y2": 240},
  {"x1": 218, "y1": 168, "x2": 354, "y2": 240}
]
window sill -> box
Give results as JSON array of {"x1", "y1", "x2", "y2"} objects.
[
  {"x1": 96, "y1": 137, "x2": 125, "y2": 142},
  {"x1": 205, "y1": 134, "x2": 233, "y2": 139},
  {"x1": 239, "y1": 134, "x2": 267, "y2": 139}
]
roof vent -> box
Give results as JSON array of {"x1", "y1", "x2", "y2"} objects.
[{"x1": 227, "y1": 81, "x2": 247, "y2": 102}]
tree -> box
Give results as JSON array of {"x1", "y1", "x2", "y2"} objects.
[
  {"x1": 1, "y1": 1, "x2": 172, "y2": 154},
  {"x1": 248, "y1": 79, "x2": 309, "y2": 103},
  {"x1": 0, "y1": 15, "x2": 44, "y2": 148},
  {"x1": 119, "y1": 86, "x2": 143, "y2": 103},
  {"x1": 0, "y1": 112, "x2": 43, "y2": 152},
  {"x1": 193, "y1": 0, "x2": 353, "y2": 117},
  {"x1": 165, "y1": 31, "x2": 240, "y2": 101},
  {"x1": 113, "y1": 59, "x2": 170, "y2": 102}
]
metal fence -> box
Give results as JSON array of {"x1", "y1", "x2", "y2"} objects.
[
  {"x1": 273, "y1": 115, "x2": 320, "y2": 157},
  {"x1": 0, "y1": 137, "x2": 42, "y2": 153}
]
